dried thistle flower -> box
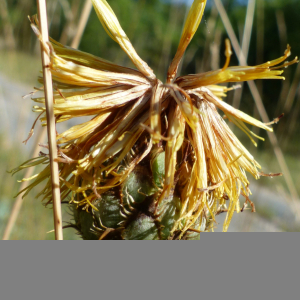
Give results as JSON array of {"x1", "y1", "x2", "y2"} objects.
[{"x1": 14, "y1": 0, "x2": 298, "y2": 238}]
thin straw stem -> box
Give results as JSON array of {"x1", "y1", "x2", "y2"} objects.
[
  {"x1": 232, "y1": 0, "x2": 255, "y2": 113},
  {"x1": 214, "y1": 0, "x2": 300, "y2": 216},
  {"x1": 3, "y1": 0, "x2": 91, "y2": 240},
  {"x1": 37, "y1": 0, "x2": 63, "y2": 240},
  {"x1": 70, "y1": 0, "x2": 92, "y2": 49},
  {"x1": 241, "y1": 0, "x2": 255, "y2": 62}
]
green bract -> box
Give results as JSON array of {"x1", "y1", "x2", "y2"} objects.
[{"x1": 73, "y1": 152, "x2": 202, "y2": 240}]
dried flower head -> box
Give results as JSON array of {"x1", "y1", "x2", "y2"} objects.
[{"x1": 14, "y1": 0, "x2": 298, "y2": 236}]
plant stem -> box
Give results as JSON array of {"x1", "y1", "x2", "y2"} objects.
[{"x1": 37, "y1": 0, "x2": 63, "y2": 240}]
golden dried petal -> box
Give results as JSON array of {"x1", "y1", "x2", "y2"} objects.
[
  {"x1": 165, "y1": 103, "x2": 185, "y2": 194},
  {"x1": 167, "y1": 0, "x2": 207, "y2": 82},
  {"x1": 177, "y1": 45, "x2": 298, "y2": 89},
  {"x1": 43, "y1": 85, "x2": 149, "y2": 117},
  {"x1": 50, "y1": 38, "x2": 143, "y2": 76},
  {"x1": 150, "y1": 82, "x2": 166, "y2": 143},
  {"x1": 50, "y1": 54, "x2": 150, "y2": 87},
  {"x1": 56, "y1": 112, "x2": 112, "y2": 144},
  {"x1": 191, "y1": 87, "x2": 272, "y2": 132},
  {"x1": 92, "y1": 0, "x2": 156, "y2": 81}
]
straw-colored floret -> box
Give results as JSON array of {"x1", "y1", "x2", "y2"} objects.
[{"x1": 14, "y1": 0, "x2": 298, "y2": 234}]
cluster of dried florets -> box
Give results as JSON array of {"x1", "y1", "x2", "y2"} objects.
[{"x1": 14, "y1": 0, "x2": 298, "y2": 238}]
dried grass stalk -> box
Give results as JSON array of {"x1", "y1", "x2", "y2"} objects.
[{"x1": 36, "y1": 0, "x2": 63, "y2": 240}]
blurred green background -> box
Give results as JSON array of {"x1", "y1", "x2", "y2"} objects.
[{"x1": 1, "y1": 0, "x2": 300, "y2": 239}]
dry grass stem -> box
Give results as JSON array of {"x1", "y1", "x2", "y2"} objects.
[
  {"x1": 37, "y1": 0, "x2": 63, "y2": 240},
  {"x1": 3, "y1": 0, "x2": 91, "y2": 240},
  {"x1": 70, "y1": 0, "x2": 93, "y2": 49}
]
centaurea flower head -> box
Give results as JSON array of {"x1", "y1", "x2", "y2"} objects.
[{"x1": 14, "y1": 0, "x2": 298, "y2": 238}]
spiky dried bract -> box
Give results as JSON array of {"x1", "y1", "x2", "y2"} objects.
[
  {"x1": 168, "y1": 0, "x2": 207, "y2": 82},
  {"x1": 91, "y1": 0, "x2": 156, "y2": 81},
  {"x1": 17, "y1": 0, "x2": 298, "y2": 237}
]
